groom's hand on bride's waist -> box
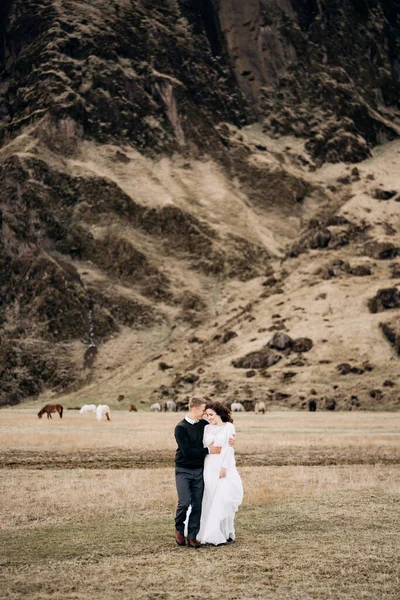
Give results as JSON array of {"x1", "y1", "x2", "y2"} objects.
[
  {"x1": 208, "y1": 441, "x2": 222, "y2": 454},
  {"x1": 229, "y1": 435, "x2": 235, "y2": 447}
]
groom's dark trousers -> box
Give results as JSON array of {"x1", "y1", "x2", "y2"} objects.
[
  {"x1": 174, "y1": 418, "x2": 208, "y2": 541},
  {"x1": 175, "y1": 467, "x2": 204, "y2": 540}
]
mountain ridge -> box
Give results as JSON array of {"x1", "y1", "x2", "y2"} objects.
[{"x1": 1, "y1": 0, "x2": 400, "y2": 409}]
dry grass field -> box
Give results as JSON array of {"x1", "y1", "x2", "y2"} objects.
[{"x1": 1, "y1": 410, "x2": 400, "y2": 599}]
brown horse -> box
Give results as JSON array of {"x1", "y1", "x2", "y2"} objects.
[{"x1": 38, "y1": 404, "x2": 63, "y2": 419}]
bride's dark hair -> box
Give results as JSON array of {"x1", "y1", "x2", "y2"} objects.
[{"x1": 205, "y1": 401, "x2": 233, "y2": 423}]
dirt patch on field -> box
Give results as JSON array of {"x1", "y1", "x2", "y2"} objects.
[{"x1": 2, "y1": 446, "x2": 400, "y2": 469}]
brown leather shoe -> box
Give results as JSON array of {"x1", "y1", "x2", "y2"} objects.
[
  {"x1": 187, "y1": 539, "x2": 201, "y2": 548},
  {"x1": 175, "y1": 530, "x2": 186, "y2": 546}
]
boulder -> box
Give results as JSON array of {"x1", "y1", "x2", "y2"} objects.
[
  {"x1": 368, "y1": 288, "x2": 400, "y2": 313},
  {"x1": 281, "y1": 371, "x2": 297, "y2": 380},
  {"x1": 268, "y1": 332, "x2": 293, "y2": 351},
  {"x1": 380, "y1": 321, "x2": 400, "y2": 355},
  {"x1": 373, "y1": 189, "x2": 397, "y2": 200},
  {"x1": 221, "y1": 330, "x2": 238, "y2": 344},
  {"x1": 362, "y1": 361, "x2": 374, "y2": 372},
  {"x1": 309, "y1": 228, "x2": 332, "y2": 249},
  {"x1": 350, "y1": 366, "x2": 365, "y2": 375},
  {"x1": 337, "y1": 363, "x2": 352, "y2": 375},
  {"x1": 292, "y1": 338, "x2": 313, "y2": 353},
  {"x1": 364, "y1": 241, "x2": 398, "y2": 260},
  {"x1": 326, "y1": 215, "x2": 351, "y2": 226},
  {"x1": 245, "y1": 370, "x2": 256, "y2": 378},
  {"x1": 232, "y1": 348, "x2": 281, "y2": 369},
  {"x1": 390, "y1": 263, "x2": 400, "y2": 278},
  {"x1": 262, "y1": 277, "x2": 278, "y2": 287},
  {"x1": 383, "y1": 380, "x2": 395, "y2": 387},
  {"x1": 183, "y1": 373, "x2": 199, "y2": 384},
  {"x1": 351, "y1": 265, "x2": 371, "y2": 277},
  {"x1": 159, "y1": 362, "x2": 173, "y2": 371}
]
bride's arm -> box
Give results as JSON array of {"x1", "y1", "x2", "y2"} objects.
[
  {"x1": 203, "y1": 424, "x2": 213, "y2": 448},
  {"x1": 221, "y1": 424, "x2": 236, "y2": 473}
]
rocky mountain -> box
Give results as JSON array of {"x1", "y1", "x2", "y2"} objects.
[{"x1": 1, "y1": 0, "x2": 400, "y2": 410}]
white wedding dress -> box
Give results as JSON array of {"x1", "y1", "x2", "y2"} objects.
[{"x1": 197, "y1": 422, "x2": 243, "y2": 545}]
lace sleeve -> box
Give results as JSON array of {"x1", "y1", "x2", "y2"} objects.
[
  {"x1": 203, "y1": 424, "x2": 213, "y2": 448},
  {"x1": 221, "y1": 423, "x2": 236, "y2": 469}
]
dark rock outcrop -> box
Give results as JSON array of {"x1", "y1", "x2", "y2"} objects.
[
  {"x1": 390, "y1": 263, "x2": 400, "y2": 279},
  {"x1": 381, "y1": 321, "x2": 400, "y2": 355},
  {"x1": 222, "y1": 330, "x2": 238, "y2": 344},
  {"x1": 290, "y1": 219, "x2": 367, "y2": 258},
  {"x1": 351, "y1": 265, "x2": 372, "y2": 277},
  {"x1": 292, "y1": 338, "x2": 313, "y2": 353},
  {"x1": 368, "y1": 288, "x2": 400, "y2": 313},
  {"x1": 268, "y1": 332, "x2": 293, "y2": 351},
  {"x1": 364, "y1": 242, "x2": 398, "y2": 260},
  {"x1": 337, "y1": 363, "x2": 352, "y2": 375},
  {"x1": 232, "y1": 348, "x2": 281, "y2": 369},
  {"x1": 373, "y1": 189, "x2": 398, "y2": 200}
]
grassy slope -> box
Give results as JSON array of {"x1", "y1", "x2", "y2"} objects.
[{"x1": 48, "y1": 134, "x2": 400, "y2": 412}]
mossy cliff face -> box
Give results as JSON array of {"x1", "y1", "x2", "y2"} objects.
[
  {"x1": 0, "y1": 0, "x2": 249, "y2": 151},
  {"x1": 0, "y1": 0, "x2": 399, "y2": 405},
  {"x1": 216, "y1": 0, "x2": 400, "y2": 161},
  {"x1": 1, "y1": 1, "x2": 398, "y2": 156}
]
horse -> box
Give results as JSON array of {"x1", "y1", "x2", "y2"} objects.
[
  {"x1": 128, "y1": 403, "x2": 138, "y2": 412},
  {"x1": 308, "y1": 400, "x2": 317, "y2": 412},
  {"x1": 79, "y1": 404, "x2": 97, "y2": 414},
  {"x1": 96, "y1": 404, "x2": 111, "y2": 421},
  {"x1": 150, "y1": 402, "x2": 161, "y2": 412},
  {"x1": 255, "y1": 400, "x2": 266, "y2": 414},
  {"x1": 231, "y1": 402, "x2": 245, "y2": 412},
  {"x1": 163, "y1": 400, "x2": 177, "y2": 412},
  {"x1": 38, "y1": 404, "x2": 63, "y2": 419}
]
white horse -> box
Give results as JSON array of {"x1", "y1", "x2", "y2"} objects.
[
  {"x1": 231, "y1": 402, "x2": 245, "y2": 412},
  {"x1": 150, "y1": 402, "x2": 161, "y2": 412},
  {"x1": 255, "y1": 401, "x2": 266, "y2": 414},
  {"x1": 164, "y1": 400, "x2": 177, "y2": 412},
  {"x1": 96, "y1": 404, "x2": 111, "y2": 421},
  {"x1": 79, "y1": 404, "x2": 96, "y2": 414}
]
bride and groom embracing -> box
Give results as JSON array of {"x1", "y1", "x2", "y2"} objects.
[{"x1": 174, "y1": 396, "x2": 243, "y2": 548}]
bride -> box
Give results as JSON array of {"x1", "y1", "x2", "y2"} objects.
[{"x1": 197, "y1": 401, "x2": 243, "y2": 545}]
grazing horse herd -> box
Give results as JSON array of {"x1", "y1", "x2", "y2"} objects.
[
  {"x1": 150, "y1": 400, "x2": 178, "y2": 412},
  {"x1": 37, "y1": 399, "x2": 269, "y2": 420},
  {"x1": 150, "y1": 400, "x2": 268, "y2": 413},
  {"x1": 38, "y1": 403, "x2": 112, "y2": 420}
]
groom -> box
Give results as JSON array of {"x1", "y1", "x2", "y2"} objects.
[{"x1": 174, "y1": 396, "x2": 234, "y2": 548}]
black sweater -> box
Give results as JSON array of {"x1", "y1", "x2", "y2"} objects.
[{"x1": 174, "y1": 418, "x2": 208, "y2": 468}]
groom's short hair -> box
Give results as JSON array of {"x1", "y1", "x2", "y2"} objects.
[{"x1": 188, "y1": 396, "x2": 207, "y2": 409}]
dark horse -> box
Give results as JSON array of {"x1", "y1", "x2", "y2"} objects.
[{"x1": 38, "y1": 404, "x2": 63, "y2": 419}]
